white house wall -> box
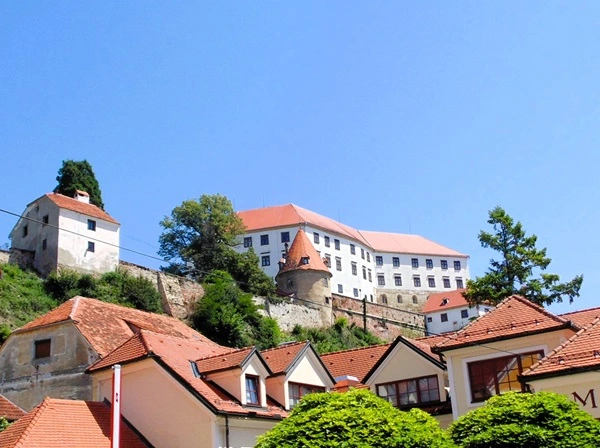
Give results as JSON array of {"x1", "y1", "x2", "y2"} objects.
[{"x1": 426, "y1": 305, "x2": 492, "y2": 335}]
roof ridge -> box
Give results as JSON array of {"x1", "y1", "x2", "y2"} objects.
[
  {"x1": 259, "y1": 341, "x2": 307, "y2": 353},
  {"x1": 15, "y1": 397, "x2": 50, "y2": 446},
  {"x1": 321, "y1": 342, "x2": 391, "y2": 357},
  {"x1": 194, "y1": 346, "x2": 253, "y2": 362},
  {"x1": 511, "y1": 295, "x2": 570, "y2": 324},
  {"x1": 70, "y1": 296, "x2": 81, "y2": 320},
  {"x1": 560, "y1": 306, "x2": 600, "y2": 317}
]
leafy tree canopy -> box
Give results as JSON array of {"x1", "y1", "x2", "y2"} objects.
[
  {"x1": 449, "y1": 391, "x2": 600, "y2": 448},
  {"x1": 0, "y1": 417, "x2": 10, "y2": 432},
  {"x1": 159, "y1": 194, "x2": 275, "y2": 297},
  {"x1": 192, "y1": 271, "x2": 280, "y2": 349},
  {"x1": 54, "y1": 160, "x2": 105, "y2": 209},
  {"x1": 255, "y1": 388, "x2": 455, "y2": 448},
  {"x1": 464, "y1": 207, "x2": 583, "y2": 306}
]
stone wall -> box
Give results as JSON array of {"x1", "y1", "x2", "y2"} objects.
[{"x1": 0, "y1": 249, "x2": 9, "y2": 264}]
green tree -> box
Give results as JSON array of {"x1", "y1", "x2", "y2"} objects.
[
  {"x1": 449, "y1": 391, "x2": 600, "y2": 448},
  {"x1": 158, "y1": 194, "x2": 276, "y2": 296},
  {"x1": 192, "y1": 271, "x2": 280, "y2": 349},
  {"x1": 0, "y1": 417, "x2": 10, "y2": 432},
  {"x1": 464, "y1": 207, "x2": 583, "y2": 306},
  {"x1": 54, "y1": 160, "x2": 105, "y2": 209},
  {"x1": 255, "y1": 388, "x2": 455, "y2": 448}
]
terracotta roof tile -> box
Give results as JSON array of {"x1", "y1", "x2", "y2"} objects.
[
  {"x1": 559, "y1": 307, "x2": 600, "y2": 329},
  {"x1": 260, "y1": 341, "x2": 307, "y2": 375},
  {"x1": 422, "y1": 289, "x2": 469, "y2": 313},
  {"x1": 195, "y1": 347, "x2": 255, "y2": 374},
  {"x1": 19, "y1": 297, "x2": 218, "y2": 357},
  {"x1": 44, "y1": 193, "x2": 119, "y2": 224},
  {"x1": 0, "y1": 398, "x2": 147, "y2": 448},
  {"x1": 277, "y1": 229, "x2": 330, "y2": 275},
  {"x1": 433, "y1": 296, "x2": 572, "y2": 351},
  {"x1": 359, "y1": 231, "x2": 467, "y2": 257},
  {"x1": 0, "y1": 395, "x2": 25, "y2": 421},
  {"x1": 522, "y1": 316, "x2": 600, "y2": 378},
  {"x1": 320, "y1": 343, "x2": 390, "y2": 382}
]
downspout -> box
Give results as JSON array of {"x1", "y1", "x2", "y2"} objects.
[{"x1": 225, "y1": 414, "x2": 230, "y2": 448}]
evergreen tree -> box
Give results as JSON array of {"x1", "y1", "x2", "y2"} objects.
[{"x1": 54, "y1": 160, "x2": 105, "y2": 209}]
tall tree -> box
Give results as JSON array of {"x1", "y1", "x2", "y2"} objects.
[
  {"x1": 464, "y1": 207, "x2": 583, "y2": 306},
  {"x1": 54, "y1": 160, "x2": 105, "y2": 209}
]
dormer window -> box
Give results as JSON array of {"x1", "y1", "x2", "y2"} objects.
[
  {"x1": 301, "y1": 256, "x2": 310, "y2": 265},
  {"x1": 245, "y1": 375, "x2": 259, "y2": 406},
  {"x1": 441, "y1": 298, "x2": 449, "y2": 306}
]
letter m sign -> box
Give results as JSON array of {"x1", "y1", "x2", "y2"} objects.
[{"x1": 572, "y1": 389, "x2": 598, "y2": 408}]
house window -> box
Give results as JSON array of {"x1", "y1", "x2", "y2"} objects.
[
  {"x1": 362, "y1": 266, "x2": 367, "y2": 279},
  {"x1": 87, "y1": 241, "x2": 95, "y2": 253},
  {"x1": 456, "y1": 278, "x2": 464, "y2": 289},
  {"x1": 366, "y1": 252, "x2": 370, "y2": 262},
  {"x1": 368, "y1": 270, "x2": 372, "y2": 282},
  {"x1": 353, "y1": 288, "x2": 359, "y2": 298},
  {"x1": 428, "y1": 277, "x2": 436, "y2": 288},
  {"x1": 377, "y1": 376, "x2": 440, "y2": 408},
  {"x1": 380, "y1": 294, "x2": 388, "y2": 304},
  {"x1": 34, "y1": 339, "x2": 51, "y2": 359},
  {"x1": 244, "y1": 237, "x2": 253, "y2": 248},
  {"x1": 454, "y1": 260, "x2": 461, "y2": 271},
  {"x1": 42, "y1": 239, "x2": 47, "y2": 251},
  {"x1": 42, "y1": 215, "x2": 49, "y2": 225},
  {"x1": 467, "y1": 351, "x2": 544, "y2": 402},
  {"x1": 281, "y1": 232, "x2": 290, "y2": 243},
  {"x1": 376, "y1": 256, "x2": 383, "y2": 266},
  {"x1": 443, "y1": 277, "x2": 451, "y2": 288},
  {"x1": 324, "y1": 236, "x2": 330, "y2": 247},
  {"x1": 394, "y1": 275, "x2": 402, "y2": 286},
  {"x1": 334, "y1": 239, "x2": 340, "y2": 250},
  {"x1": 338, "y1": 284, "x2": 343, "y2": 294},
  {"x1": 361, "y1": 248, "x2": 365, "y2": 259},
  {"x1": 351, "y1": 262, "x2": 357, "y2": 275},
  {"x1": 335, "y1": 258, "x2": 342, "y2": 271},
  {"x1": 441, "y1": 313, "x2": 448, "y2": 322},
  {"x1": 377, "y1": 275, "x2": 385, "y2": 286},
  {"x1": 427, "y1": 317, "x2": 432, "y2": 323},
  {"x1": 261, "y1": 255, "x2": 270, "y2": 266},
  {"x1": 87, "y1": 219, "x2": 96, "y2": 231},
  {"x1": 289, "y1": 383, "x2": 325, "y2": 408},
  {"x1": 426, "y1": 259, "x2": 433, "y2": 269},
  {"x1": 392, "y1": 257, "x2": 400, "y2": 267},
  {"x1": 461, "y1": 309, "x2": 469, "y2": 319},
  {"x1": 245, "y1": 375, "x2": 260, "y2": 405},
  {"x1": 22, "y1": 225, "x2": 28, "y2": 238},
  {"x1": 350, "y1": 244, "x2": 356, "y2": 255},
  {"x1": 412, "y1": 295, "x2": 418, "y2": 304},
  {"x1": 397, "y1": 295, "x2": 402, "y2": 303},
  {"x1": 260, "y1": 234, "x2": 269, "y2": 245},
  {"x1": 314, "y1": 232, "x2": 320, "y2": 244},
  {"x1": 411, "y1": 258, "x2": 419, "y2": 268},
  {"x1": 441, "y1": 260, "x2": 448, "y2": 270},
  {"x1": 413, "y1": 276, "x2": 421, "y2": 287}
]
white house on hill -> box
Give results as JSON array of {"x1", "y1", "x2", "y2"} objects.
[
  {"x1": 9, "y1": 191, "x2": 120, "y2": 276},
  {"x1": 423, "y1": 289, "x2": 493, "y2": 335}
]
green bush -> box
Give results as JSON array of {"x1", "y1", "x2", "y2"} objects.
[
  {"x1": 449, "y1": 391, "x2": 600, "y2": 448},
  {"x1": 255, "y1": 388, "x2": 455, "y2": 448}
]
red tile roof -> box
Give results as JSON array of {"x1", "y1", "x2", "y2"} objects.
[
  {"x1": 260, "y1": 341, "x2": 308, "y2": 375},
  {"x1": 43, "y1": 193, "x2": 119, "y2": 224},
  {"x1": 433, "y1": 296, "x2": 574, "y2": 352},
  {"x1": 195, "y1": 347, "x2": 255, "y2": 374},
  {"x1": 422, "y1": 289, "x2": 468, "y2": 313},
  {"x1": 320, "y1": 343, "x2": 391, "y2": 382},
  {"x1": 359, "y1": 231, "x2": 466, "y2": 257},
  {"x1": 559, "y1": 307, "x2": 600, "y2": 329},
  {"x1": 18, "y1": 297, "x2": 218, "y2": 357},
  {"x1": 277, "y1": 229, "x2": 330, "y2": 275},
  {"x1": 0, "y1": 395, "x2": 25, "y2": 421},
  {"x1": 0, "y1": 398, "x2": 147, "y2": 448},
  {"x1": 89, "y1": 331, "x2": 287, "y2": 419},
  {"x1": 521, "y1": 316, "x2": 600, "y2": 379}
]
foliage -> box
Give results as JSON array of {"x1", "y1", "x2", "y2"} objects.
[
  {"x1": 290, "y1": 317, "x2": 383, "y2": 354},
  {"x1": 0, "y1": 263, "x2": 58, "y2": 330},
  {"x1": 159, "y1": 194, "x2": 276, "y2": 297},
  {"x1": 449, "y1": 391, "x2": 600, "y2": 448},
  {"x1": 192, "y1": 271, "x2": 280, "y2": 349},
  {"x1": 464, "y1": 207, "x2": 583, "y2": 306},
  {"x1": 255, "y1": 388, "x2": 455, "y2": 448},
  {"x1": 0, "y1": 324, "x2": 12, "y2": 345},
  {"x1": 44, "y1": 268, "x2": 162, "y2": 313},
  {"x1": 54, "y1": 159, "x2": 105, "y2": 209},
  {"x1": 0, "y1": 417, "x2": 10, "y2": 432}
]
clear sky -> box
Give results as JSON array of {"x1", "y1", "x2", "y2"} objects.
[{"x1": 1, "y1": 3, "x2": 599, "y2": 315}]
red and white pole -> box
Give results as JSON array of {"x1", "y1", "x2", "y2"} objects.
[{"x1": 111, "y1": 364, "x2": 122, "y2": 448}]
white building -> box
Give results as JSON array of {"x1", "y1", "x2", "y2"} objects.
[
  {"x1": 237, "y1": 204, "x2": 469, "y2": 309},
  {"x1": 9, "y1": 191, "x2": 120, "y2": 276},
  {"x1": 422, "y1": 289, "x2": 493, "y2": 335}
]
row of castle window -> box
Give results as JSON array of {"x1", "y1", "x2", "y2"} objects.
[{"x1": 376, "y1": 256, "x2": 461, "y2": 271}]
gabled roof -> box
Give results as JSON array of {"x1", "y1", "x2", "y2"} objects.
[
  {"x1": 422, "y1": 289, "x2": 469, "y2": 313},
  {"x1": 195, "y1": 347, "x2": 258, "y2": 375},
  {"x1": 559, "y1": 307, "x2": 600, "y2": 329},
  {"x1": 521, "y1": 316, "x2": 600, "y2": 380},
  {"x1": 277, "y1": 229, "x2": 330, "y2": 275},
  {"x1": 41, "y1": 193, "x2": 119, "y2": 224},
  {"x1": 17, "y1": 297, "x2": 217, "y2": 357},
  {"x1": 88, "y1": 331, "x2": 286, "y2": 419},
  {"x1": 0, "y1": 395, "x2": 25, "y2": 421},
  {"x1": 320, "y1": 343, "x2": 391, "y2": 382},
  {"x1": 433, "y1": 296, "x2": 574, "y2": 352},
  {"x1": 261, "y1": 341, "x2": 336, "y2": 383},
  {"x1": 359, "y1": 231, "x2": 467, "y2": 257},
  {"x1": 0, "y1": 398, "x2": 148, "y2": 448}
]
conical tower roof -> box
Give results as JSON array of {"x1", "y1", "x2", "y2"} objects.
[{"x1": 277, "y1": 228, "x2": 331, "y2": 276}]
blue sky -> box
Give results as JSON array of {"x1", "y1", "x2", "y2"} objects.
[{"x1": 1, "y1": 3, "x2": 598, "y2": 315}]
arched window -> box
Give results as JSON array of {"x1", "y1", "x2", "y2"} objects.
[
  {"x1": 412, "y1": 295, "x2": 418, "y2": 304},
  {"x1": 380, "y1": 294, "x2": 388, "y2": 304},
  {"x1": 397, "y1": 295, "x2": 403, "y2": 304}
]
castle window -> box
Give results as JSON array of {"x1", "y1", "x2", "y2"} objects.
[
  {"x1": 281, "y1": 232, "x2": 290, "y2": 243},
  {"x1": 426, "y1": 259, "x2": 433, "y2": 269},
  {"x1": 413, "y1": 276, "x2": 421, "y2": 287},
  {"x1": 443, "y1": 277, "x2": 451, "y2": 288},
  {"x1": 368, "y1": 270, "x2": 372, "y2": 282},
  {"x1": 366, "y1": 252, "x2": 371, "y2": 262},
  {"x1": 314, "y1": 232, "x2": 320, "y2": 244},
  {"x1": 397, "y1": 295, "x2": 403, "y2": 303},
  {"x1": 380, "y1": 294, "x2": 388, "y2": 304},
  {"x1": 362, "y1": 266, "x2": 367, "y2": 279},
  {"x1": 394, "y1": 275, "x2": 402, "y2": 286},
  {"x1": 244, "y1": 237, "x2": 253, "y2": 248},
  {"x1": 323, "y1": 278, "x2": 328, "y2": 286},
  {"x1": 412, "y1": 295, "x2": 418, "y2": 304},
  {"x1": 411, "y1": 258, "x2": 419, "y2": 268},
  {"x1": 325, "y1": 254, "x2": 331, "y2": 267},
  {"x1": 441, "y1": 260, "x2": 448, "y2": 270},
  {"x1": 351, "y1": 262, "x2": 357, "y2": 275},
  {"x1": 456, "y1": 278, "x2": 464, "y2": 289},
  {"x1": 261, "y1": 255, "x2": 270, "y2": 266},
  {"x1": 350, "y1": 244, "x2": 356, "y2": 255},
  {"x1": 338, "y1": 284, "x2": 343, "y2": 294},
  {"x1": 377, "y1": 275, "x2": 385, "y2": 286},
  {"x1": 376, "y1": 256, "x2": 383, "y2": 266},
  {"x1": 335, "y1": 258, "x2": 342, "y2": 271},
  {"x1": 454, "y1": 260, "x2": 462, "y2": 271},
  {"x1": 361, "y1": 248, "x2": 365, "y2": 259},
  {"x1": 324, "y1": 236, "x2": 330, "y2": 247},
  {"x1": 428, "y1": 277, "x2": 436, "y2": 288},
  {"x1": 260, "y1": 234, "x2": 269, "y2": 245},
  {"x1": 34, "y1": 339, "x2": 51, "y2": 359},
  {"x1": 353, "y1": 288, "x2": 359, "y2": 297},
  {"x1": 334, "y1": 239, "x2": 340, "y2": 250},
  {"x1": 392, "y1": 257, "x2": 400, "y2": 267},
  {"x1": 87, "y1": 219, "x2": 96, "y2": 231}
]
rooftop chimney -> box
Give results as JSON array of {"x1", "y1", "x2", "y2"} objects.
[{"x1": 74, "y1": 190, "x2": 90, "y2": 204}]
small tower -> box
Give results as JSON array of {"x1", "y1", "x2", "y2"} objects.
[{"x1": 275, "y1": 228, "x2": 332, "y2": 323}]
